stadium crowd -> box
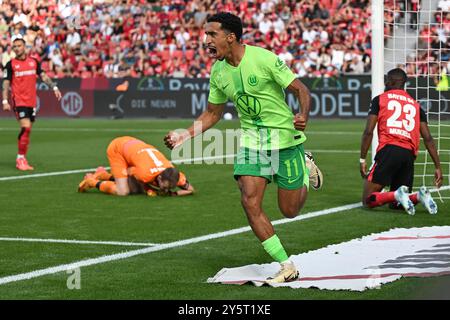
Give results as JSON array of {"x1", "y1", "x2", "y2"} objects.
[
  {"x1": 0, "y1": 0, "x2": 374, "y2": 79},
  {"x1": 383, "y1": 0, "x2": 450, "y2": 78},
  {"x1": 402, "y1": 0, "x2": 450, "y2": 78},
  {"x1": 0, "y1": 0, "x2": 447, "y2": 79}
]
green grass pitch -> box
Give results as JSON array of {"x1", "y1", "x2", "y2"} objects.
[{"x1": 0, "y1": 118, "x2": 449, "y2": 299}]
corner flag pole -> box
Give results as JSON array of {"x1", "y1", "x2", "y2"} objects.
[{"x1": 371, "y1": 0, "x2": 384, "y2": 161}]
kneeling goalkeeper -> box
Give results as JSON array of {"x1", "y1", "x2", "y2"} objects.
[{"x1": 78, "y1": 136, "x2": 194, "y2": 197}]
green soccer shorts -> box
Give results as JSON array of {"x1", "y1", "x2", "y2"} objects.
[{"x1": 233, "y1": 144, "x2": 309, "y2": 190}]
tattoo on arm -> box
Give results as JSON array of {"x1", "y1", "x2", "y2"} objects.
[
  {"x1": 2, "y1": 80, "x2": 10, "y2": 100},
  {"x1": 40, "y1": 72, "x2": 56, "y2": 88}
]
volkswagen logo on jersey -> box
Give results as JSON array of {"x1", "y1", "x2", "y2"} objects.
[{"x1": 236, "y1": 94, "x2": 261, "y2": 120}]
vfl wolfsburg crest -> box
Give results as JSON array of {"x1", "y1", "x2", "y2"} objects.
[
  {"x1": 236, "y1": 94, "x2": 261, "y2": 119},
  {"x1": 247, "y1": 74, "x2": 258, "y2": 86}
]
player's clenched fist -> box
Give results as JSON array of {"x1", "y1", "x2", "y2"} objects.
[
  {"x1": 293, "y1": 113, "x2": 308, "y2": 131},
  {"x1": 2, "y1": 102, "x2": 11, "y2": 112},
  {"x1": 164, "y1": 131, "x2": 183, "y2": 149},
  {"x1": 359, "y1": 162, "x2": 367, "y2": 178}
]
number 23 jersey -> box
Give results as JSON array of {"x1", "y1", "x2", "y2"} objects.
[{"x1": 369, "y1": 89, "x2": 427, "y2": 156}]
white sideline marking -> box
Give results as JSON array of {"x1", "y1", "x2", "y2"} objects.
[
  {"x1": 0, "y1": 186, "x2": 448, "y2": 286},
  {"x1": 309, "y1": 149, "x2": 359, "y2": 154},
  {"x1": 0, "y1": 127, "x2": 171, "y2": 133},
  {"x1": 306, "y1": 131, "x2": 360, "y2": 135},
  {"x1": 0, "y1": 237, "x2": 159, "y2": 247},
  {"x1": 0, "y1": 149, "x2": 440, "y2": 182},
  {"x1": 0, "y1": 154, "x2": 237, "y2": 182},
  {"x1": 429, "y1": 185, "x2": 450, "y2": 193},
  {"x1": 0, "y1": 168, "x2": 105, "y2": 181},
  {"x1": 0, "y1": 202, "x2": 362, "y2": 286},
  {"x1": 0, "y1": 127, "x2": 359, "y2": 135},
  {"x1": 0, "y1": 150, "x2": 364, "y2": 182}
]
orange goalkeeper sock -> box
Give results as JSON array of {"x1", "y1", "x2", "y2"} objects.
[
  {"x1": 97, "y1": 181, "x2": 117, "y2": 195},
  {"x1": 93, "y1": 167, "x2": 113, "y2": 181},
  {"x1": 95, "y1": 171, "x2": 113, "y2": 181}
]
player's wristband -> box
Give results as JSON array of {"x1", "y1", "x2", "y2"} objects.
[
  {"x1": 2, "y1": 99, "x2": 8, "y2": 105},
  {"x1": 359, "y1": 158, "x2": 366, "y2": 164},
  {"x1": 53, "y1": 86, "x2": 59, "y2": 91}
]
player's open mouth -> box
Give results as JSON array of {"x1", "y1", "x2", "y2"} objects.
[{"x1": 207, "y1": 47, "x2": 217, "y2": 58}]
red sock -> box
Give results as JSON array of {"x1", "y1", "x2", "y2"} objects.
[
  {"x1": 409, "y1": 193, "x2": 418, "y2": 204},
  {"x1": 18, "y1": 127, "x2": 31, "y2": 156},
  {"x1": 366, "y1": 191, "x2": 396, "y2": 208}
]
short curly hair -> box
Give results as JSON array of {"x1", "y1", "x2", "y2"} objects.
[
  {"x1": 207, "y1": 12, "x2": 243, "y2": 42},
  {"x1": 386, "y1": 68, "x2": 407, "y2": 89}
]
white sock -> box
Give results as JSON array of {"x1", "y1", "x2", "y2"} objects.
[{"x1": 17, "y1": 154, "x2": 24, "y2": 159}]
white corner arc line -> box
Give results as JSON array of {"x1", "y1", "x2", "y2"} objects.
[
  {"x1": 0, "y1": 237, "x2": 159, "y2": 247},
  {"x1": 0, "y1": 202, "x2": 362, "y2": 286}
]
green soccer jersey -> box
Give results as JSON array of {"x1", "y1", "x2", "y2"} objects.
[{"x1": 208, "y1": 44, "x2": 307, "y2": 150}]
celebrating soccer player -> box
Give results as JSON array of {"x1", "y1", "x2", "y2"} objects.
[
  {"x1": 78, "y1": 136, "x2": 194, "y2": 197},
  {"x1": 164, "y1": 13, "x2": 322, "y2": 283},
  {"x1": 2, "y1": 35, "x2": 62, "y2": 171},
  {"x1": 360, "y1": 68, "x2": 443, "y2": 215}
]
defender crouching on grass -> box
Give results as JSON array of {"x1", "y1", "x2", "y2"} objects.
[{"x1": 360, "y1": 68, "x2": 443, "y2": 215}]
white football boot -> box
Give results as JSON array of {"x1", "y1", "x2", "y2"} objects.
[
  {"x1": 418, "y1": 186, "x2": 438, "y2": 215},
  {"x1": 266, "y1": 260, "x2": 299, "y2": 284},
  {"x1": 305, "y1": 151, "x2": 323, "y2": 190},
  {"x1": 394, "y1": 185, "x2": 415, "y2": 215}
]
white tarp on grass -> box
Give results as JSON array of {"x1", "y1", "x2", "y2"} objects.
[{"x1": 207, "y1": 226, "x2": 450, "y2": 291}]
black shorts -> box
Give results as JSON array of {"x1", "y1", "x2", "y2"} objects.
[
  {"x1": 14, "y1": 107, "x2": 36, "y2": 122},
  {"x1": 367, "y1": 144, "x2": 415, "y2": 192}
]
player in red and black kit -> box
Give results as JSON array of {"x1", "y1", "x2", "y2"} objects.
[
  {"x1": 360, "y1": 68, "x2": 443, "y2": 215},
  {"x1": 2, "y1": 35, "x2": 61, "y2": 171}
]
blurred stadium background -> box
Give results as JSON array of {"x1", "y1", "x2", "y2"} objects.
[{"x1": 0, "y1": 0, "x2": 449, "y2": 299}]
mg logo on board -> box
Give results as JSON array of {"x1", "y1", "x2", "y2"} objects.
[{"x1": 61, "y1": 92, "x2": 83, "y2": 116}]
